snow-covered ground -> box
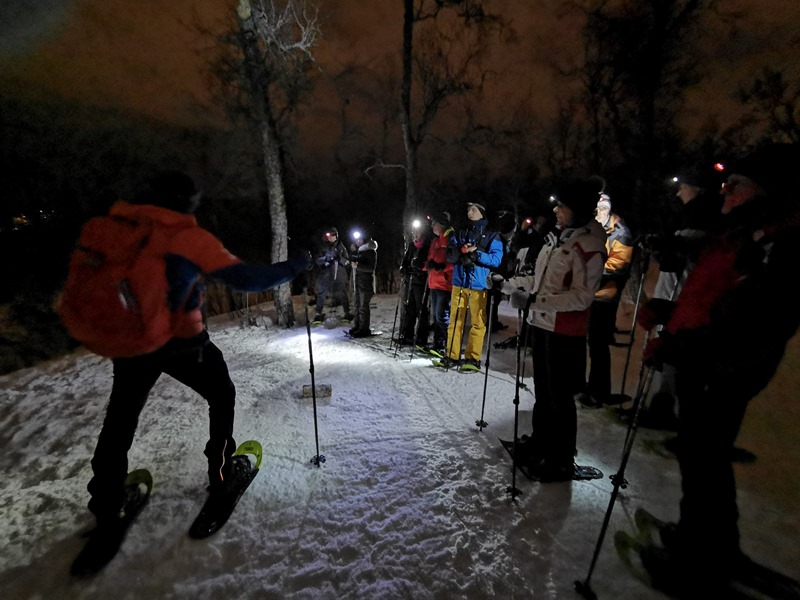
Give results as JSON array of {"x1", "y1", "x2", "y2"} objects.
[{"x1": 1, "y1": 291, "x2": 798, "y2": 600}]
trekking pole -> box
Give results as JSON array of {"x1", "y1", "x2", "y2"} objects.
[
  {"x1": 351, "y1": 258, "x2": 357, "y2": 324},
  {"x1": 476, "y1": 290, "x2": 495, "y2": 431},
  {"x1": 409, "y1": 282, "x2": 430, "y2": 360},
  {"x1": 574, "y1": 334, "x2": 656, "y2": 600},
  {"x1": 389, "y1": 275, "x2": 402, "y2": 347},
  {"x1": 443, "y1": 285, "x2": 465, "y2": 371},
  {"x1": 452, "y1": 269, "x2": 476, "y2": 370},
  {"x1": 505, "y1": 305, "x2": 527, "y2": 500},
  {"x1": 302, "y1": 287, "x2": 325, "y2": 467},
  {"x1": 609, "y1": 244, "x2": 651, "y2": 404},
  {"x1": 393, "y1": 275, "x2": 413, "y2": 357}
]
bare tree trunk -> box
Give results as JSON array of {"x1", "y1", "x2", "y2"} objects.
[
  {"x1": 400, "y1": 0, "x2": 418, "y2": 227},
  {"x1": 236, "y1": 0, "x2": 296, "y2": 327},
  {"x1": 261, "y1": 114, "x2": 294, "y2": 327}
]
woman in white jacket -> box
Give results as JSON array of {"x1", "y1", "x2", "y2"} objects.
[{"x1": 503, "y1": 177, "x2": 607, "y2": 482}]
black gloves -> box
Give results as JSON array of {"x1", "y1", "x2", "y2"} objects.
[{"x1": 426, "y1": 259, "x2": 445, "y2": 271}]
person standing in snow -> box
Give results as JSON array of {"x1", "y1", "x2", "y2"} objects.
[
  {"x1": 348, "y1": 232, "x2": 378, "y2": 337},
  {"x1": 422, "y1": 211, "x2": 454, "y2": 357},
  {"x1": 487, "y1": 207, "x2": 519, "y2": 333},
  {"x1": 435, "y1": 201, "x2": 503, "y2": 372},
  {"x1": 636, "y1": 166, "x2": 723, "y2": 430},
  {"x1": 313, "y1": 227, "x2": 353, "y2": 324},
  {"x1": 72, "y1": 171, "x2": 311, "y2": 573},
  {"x1": 634, "y1": 142, "x2": 800, "y2": 597},
  {"x1": 578, "y1": 193, "x2": 634, "y2": 409},
  {"x1": 397, "y1": 224, "x2": 432, "y2": 347},
  {"x1": 502, "y1": 177, "x2": 607, "y2": 481}
]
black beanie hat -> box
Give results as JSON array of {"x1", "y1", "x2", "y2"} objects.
[
  {"x1": 495, "y1": 208, "x2": 517, "y2": 236},
  {"x1": 728, "y1": 142, "x2": 800, "y2": 202},
  {"x1": 142, "y1": 171, "x2": 200, "y2": 214},
  {"x1": 553, "y1": 176, "x2": 605, "y2": 225},
  {"x1": 430, "y1": 211, "x2": 451, "y2": 228}
]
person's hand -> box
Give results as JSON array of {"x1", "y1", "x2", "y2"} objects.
[
  {"x1": 637, "y1": 298, "x2": 675, "y2": 331},
  {"x1": 643, "y1": 336, "x2": 666, "y2": 369},
  {"x1": 460, "y1": 243, "x2": 476, "y2": 254},
  {"x1": 510, "y1": 289, "x2": 531, "y2": 310},
  {"x1": 426, "y1": 259, "x2": 444, "y2": 271}
]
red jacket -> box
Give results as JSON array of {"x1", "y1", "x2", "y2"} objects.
[{"x1": 424, "y1": 227, "x2": 454, "y2": 291}]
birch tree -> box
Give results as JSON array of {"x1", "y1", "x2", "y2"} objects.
[{"x1": 234, "y1": 0, "x2": 320, "y2": 326}]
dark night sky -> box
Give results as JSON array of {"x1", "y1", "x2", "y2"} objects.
[{"x1": 2, "y1": 0, "x2": 799, "y2": 145}]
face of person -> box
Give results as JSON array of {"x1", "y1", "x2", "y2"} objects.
[
  {"x1": 432, "y1": 221, "x2": 444, "y2": 235},
  {"x1": 595, "y1": 205, "x2": 610, "y2": 225},
  {"x1": 720, "y1": 174, "x2": 760, "y2": 215},
  {"x1": 676, "y1": 183, "x2": 700, "y2": 205},
  {"x1": 553, "y1": 201, "x2": 573, "y2": 229},
  {"x1": 467, "y1": 205, "x2": 483, "y2": 221},
  {"x1": 325, "y1": 232, "x2": 338, "y2": 243}
]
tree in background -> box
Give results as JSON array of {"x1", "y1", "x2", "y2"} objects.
[
  {"x1": 398, "y1": 0, "x2": 501, "y2": 226},
  {"x1": 228, "y1": 0, "x2": 321, "y2": 327},
  {"x1": 552, "y1": 0, "x2": 710, "y2": 231},
  {"x1": 735, "y1": 67, "x2": 800, "y2": 145}
]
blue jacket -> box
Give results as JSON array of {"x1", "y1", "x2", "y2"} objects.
[{"x1": 445, "y1": 218, "x2": 503, "y2": 290}]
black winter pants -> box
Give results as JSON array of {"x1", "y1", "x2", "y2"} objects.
[
  {"x1": 402, "y1": 281, "x2": 429, "y2": 345},
  {"x1": 529, "y1": 326, "x2": 586, "y2": 467},
  {"x1": 672, "y1": 365, "x2": 750, "y2": 565},
  {"x1": 586, "y1": 300, "x2": 619, "y2": 402},
  {"x1": 351, "y1": 273, "x2": 374, "y2": 333},
  {"x1": 87, "y1": 333, "x2": 236, "y2": 522}
]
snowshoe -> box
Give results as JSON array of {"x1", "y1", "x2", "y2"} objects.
[
  {"x1": 70, "y1": 469, "x2": 153, "y2": 577},
  {"x1": 189, "y1": 441, "x2": 261, "y2": 539},
  {"x1": 432, "y1": 357, "x2": 459, "y2": 370},
  {"x1": 459, "y1": 359, "x2": 481, "y2": 373}
]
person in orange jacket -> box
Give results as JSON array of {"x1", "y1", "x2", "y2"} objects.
[
  {"x1": 76, "y1": 171, "x2": 310, "y2": 572},
  {"x1": 578, "y1": 193, "x2": 634, "y2": 408}
]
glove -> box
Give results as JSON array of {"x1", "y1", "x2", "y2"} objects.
[
  {"x1": 426, "y1": 259, "x2": 444, "y2": 271},
  {"x1": 510, "y1": 289, "x2": 532, "y2": 311},
  {"x1": 642, "y1": 335, "x2": 668, "y2": 370},
  {"x1": 637, "y1": 298, "x2": 675, "y2": 331}
]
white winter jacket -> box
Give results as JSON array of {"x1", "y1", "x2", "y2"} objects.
[{"x1": 503, "y1": 220, "x2": 607, "y2": 336}]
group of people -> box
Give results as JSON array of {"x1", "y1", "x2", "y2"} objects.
[
  {"x1": 386, "y1": 142, "x2": 800, "y2": 596},
  {"x1": 311, "y1": 227, "x2": 379, "y2": 338},
  {"x1": 68, "y1": 140, "x2": 800, "y2": 596}
]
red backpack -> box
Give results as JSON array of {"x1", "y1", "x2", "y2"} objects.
[{"x1": 57, "y1": 209, "x2": 175, "y2": 358}]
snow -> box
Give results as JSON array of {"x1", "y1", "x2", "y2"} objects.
[{"x1": 1, "y1": 293, "x2": 799, "y2": 600}]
